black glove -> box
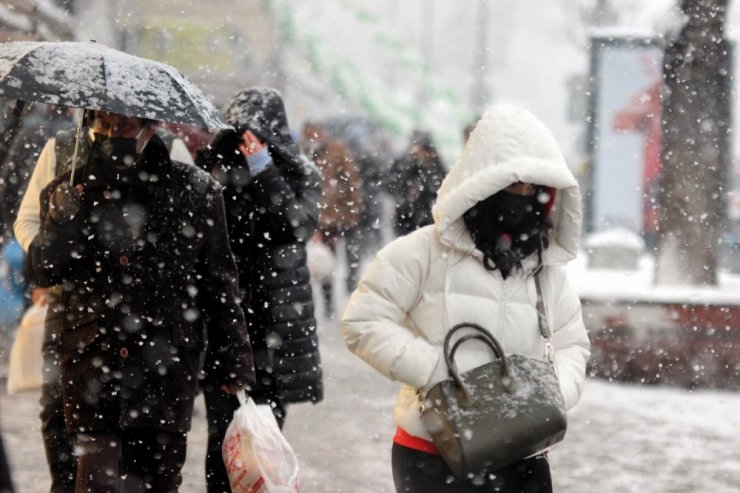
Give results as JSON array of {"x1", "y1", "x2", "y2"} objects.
[
  {"x1": 48, "y1": 182, "x2": 82, "y2": 224},
  {"x1": 207, "y1": 129, "x2": 246, "y2": 171}
]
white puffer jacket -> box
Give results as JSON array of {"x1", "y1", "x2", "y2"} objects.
[{"x1": 341, "y1": 105, "x2": 591, "y2": 441}]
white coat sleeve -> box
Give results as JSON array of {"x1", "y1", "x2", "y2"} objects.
[
  {"x1": 14, "y1": 138, "x2": 57, "y2": 252},
  {"x1": 340, "y1": 234, "x2": 440, "y2": 389},
  {"x1": 545, "y1": 265, "x2": 591, "y2": 411}
]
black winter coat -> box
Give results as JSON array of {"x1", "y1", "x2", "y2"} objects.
[
  {"x1": 213, "y1": 88, "x2": 324, "y2": 404},
  {"x1": 25, "y1": 136, "x2": 254, "y2": 434},
  {"x1": 388, "y1": 154, "x2": 446, "y2": 237}
]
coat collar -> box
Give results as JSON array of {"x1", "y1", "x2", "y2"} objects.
[{"x1": 77, "y1": 135, "x2": 172, "y2": 190}]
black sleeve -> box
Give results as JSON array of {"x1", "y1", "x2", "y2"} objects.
[
  {"x1": 198, "y1": 185, "x2": 256, "y2": 387},
  {"x1": 24, "y1": 175, "x2": 83, "y2": 287},
  {"x1": 386, "y1": 156, "x2": 408, "y2": 198},
  {"x1": 248, "y1": 157, "x2": 323, "y2": 243}
]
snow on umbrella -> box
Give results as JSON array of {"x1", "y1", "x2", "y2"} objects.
[{"x1": 0, "y1": 40, "x2": 229, "y2": 132}]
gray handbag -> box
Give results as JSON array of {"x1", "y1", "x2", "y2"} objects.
[{"x1": 420, "y1": 275, "x2": 566, "y2": 478}]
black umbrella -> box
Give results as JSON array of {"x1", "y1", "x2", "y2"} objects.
[
  {"x1": 0, "y1": 40, "x2": 228, "y2": 131},
  {"x1": 0, "y1": 40, "x2": 230, "y2": 183}
]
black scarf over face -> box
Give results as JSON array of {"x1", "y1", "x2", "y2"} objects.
[{"x1": 463, "y1": 188, "x2": 551, "y2": 278}]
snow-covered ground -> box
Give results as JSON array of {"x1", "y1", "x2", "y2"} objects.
[
  {"x1": 2, "y1": 250, "x2": 739, "y2": 492},
  {"x1": 571, "y1": 229, "x2": 740, "y2": 305},
  {"x1": 284, "y1": 303, "x2": 740, "y2": 493},
  {"x1": 3, "y1": 308, "x2": 739, "y2": 493}
]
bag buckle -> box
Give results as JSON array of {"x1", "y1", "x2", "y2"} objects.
[
  {"x1": 544, "y1": 340, "x2": 555, "y2": 363},
  {"x1": 416, "y1": 389, "x2": 426, "y2": 413}
]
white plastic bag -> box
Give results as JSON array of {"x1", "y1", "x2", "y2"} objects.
[
  {"x1": 7, "y1": 301, "x2": 47, "y2": 394},
  {"x1": 222, "y1": 391, "x2": 301, "y2": 493},
  {"x1": 306, "y1": 236, "x2": 336, "y2": 283}
]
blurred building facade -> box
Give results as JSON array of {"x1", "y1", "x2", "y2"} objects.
[
  {"x1": 70, "y1": 0, "x2": 346, "y2": 131},
  {"x1": 0, "y1": 0, "x2": 75, "y2": 41},
  {"x1": 73, "y1": 0, "x2": 275, "y2": 106}
]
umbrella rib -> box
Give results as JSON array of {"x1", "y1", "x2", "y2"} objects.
[
  {"x1": 161, "y1": 66, "x2": 207, "y2": 129},
  {"x1": 98, "y1": 48, "x2": 108, "y2": 112}
]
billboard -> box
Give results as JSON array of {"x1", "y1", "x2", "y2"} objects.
[{"x1": 586, "y1": 37, "x2": 663, "y2": 237}]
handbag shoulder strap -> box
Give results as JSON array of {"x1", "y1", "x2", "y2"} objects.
[
  {"x1": 534, "y1": 274, "x2": 550, "y2": 340},
  {"x1": 534, "y1": 274, "x2": 556, "y2": 364}
]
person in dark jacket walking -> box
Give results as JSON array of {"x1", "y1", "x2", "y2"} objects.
[
  {"x1": 388, "y1": 130, "x2": 446, "y2": 237},
  {"x1": 201, "y1": 87, "x2": 323, "y2": 493},
  {"x1": 24, "y1": 111, "x2": 254, "y2": 492},
  {"x1": 14, "y1": 110, "x2": 193, "y2": 493},
  {"x1": 343, "y1": 135, "x2": 386, "y2": 292}
]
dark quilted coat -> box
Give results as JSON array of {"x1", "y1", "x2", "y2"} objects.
[
  {"x1": 25, "y1": 135, "x2": 254, "y2": 433},
  {"x1": 209, "y1": 88, "x2": 324, "y2": 404}
]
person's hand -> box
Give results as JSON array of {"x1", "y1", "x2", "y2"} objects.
[
  {"x1": 48, "y1": 182, "x2": 84, "y2": 224},
  {"x1": 238, "y1": 130, "x2": 268, "y2": 158},
  {"x1": 239, "y1": 130, "x2": 273, "y2": 176}
]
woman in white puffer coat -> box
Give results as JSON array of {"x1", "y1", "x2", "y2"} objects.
[{"x1": 341, "y1": 105, "x2": 590, "y2": 492}]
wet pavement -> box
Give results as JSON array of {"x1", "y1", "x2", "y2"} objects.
[
  {"x1": 0, "y1": 311, "x2": 394, "y2": 493},
  {"x1": 2, "y1": 309, "x2": 740, "y2": 492}
]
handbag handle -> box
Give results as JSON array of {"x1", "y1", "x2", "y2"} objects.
[
  {"x1": 444, "y1": 323, "x2": 512, "y2": 396},
  {"x1": 436, "y1": 275, "x2": 550, "y2": 402}
]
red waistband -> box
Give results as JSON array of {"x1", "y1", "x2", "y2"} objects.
[{"x1": 393, "y1": 427, "x2": 439, "y2": 455}]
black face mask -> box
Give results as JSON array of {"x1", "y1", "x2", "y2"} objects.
[
  {"x1": 489, "y1": 190, "x2": 538, "y2": 229},
  {"x1": 464, "y1": 189, "x2": 548, "y2": 277},
  {"x1": 466, "y1": 190, "x2": 542, "y2": 239},
  {"x1": 96, "y1": 134, "x2": 139, "y2": 167}
]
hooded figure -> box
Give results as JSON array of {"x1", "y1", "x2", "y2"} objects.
[
  {"x1": 200, "y1": 88, "x2": 323, "y2": 493},
  {"x1": 341, "y1": 106, "x2": 590, "y2": 492},
  {"x1": 211, "y1": 87, "x2": 324, "y2": 407}
]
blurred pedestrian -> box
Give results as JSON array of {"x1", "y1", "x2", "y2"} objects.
[
  {"x1": 13, "y1": 111, "x2": 95, "y2": 493},
  {"x1": 387, "y1": 130, "x2": 446, "y2": 237},
  {"x1": 0, "y1": 105, "x2": 72, "y2": 349},
  {"x1": 0, "y1": 104, "x2": 71, "y2": 241},
  {"x1": 0, "y1": 238, "x2": 25, "y2": 362},
  {"x1": 301, "y1": 121, "x2": 362, "y2": 317},
  {"x1": 201, "y1": 87, "x2": 323, "y2": 493},
  {"x1": 343, "y1": 131, "x2": 387, "y2": 292},
  {"x1": 342, "y1": 106, "x2": 590, "y2": 492},
  {"x1": 23, "y1": 111, "x2": 254, "y2": 492}
]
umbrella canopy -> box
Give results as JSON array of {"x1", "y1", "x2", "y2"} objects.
[{"x1": 0, "y1": 40, "x2": 229, "y2": 132}]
